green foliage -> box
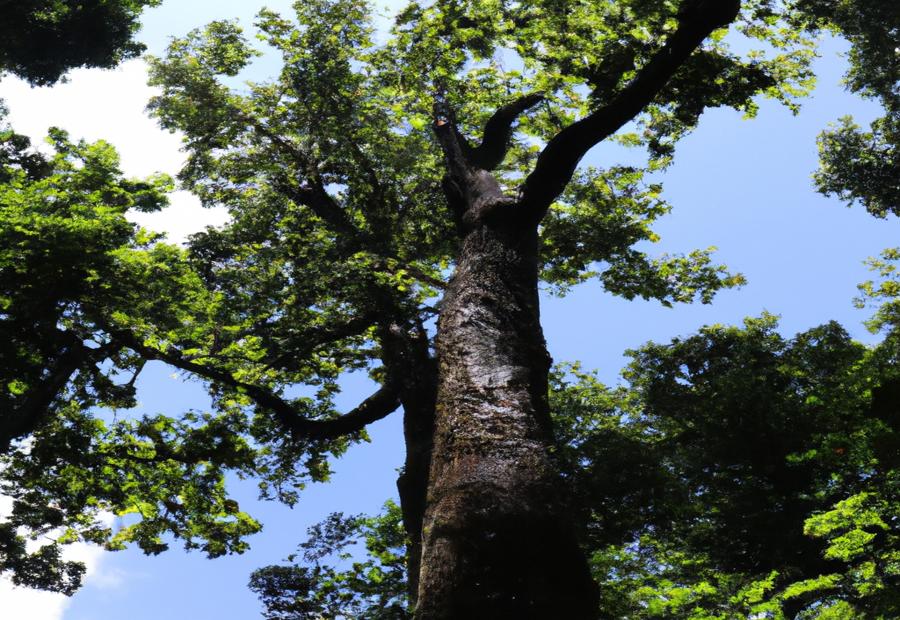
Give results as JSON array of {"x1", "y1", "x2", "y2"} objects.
[
  {"x1": 795, "y1": 482, "x2": 900, "y2": 615},
  {"x1": 855, "y1": 247, "x2": 900, "y2": 333},
  {"x1": 0, "y1": 126, "x2": 269, "y2": 592},
  {"x1": 0, "y1": 0, "x2": 161, "y2": 85},
  {"x1": 815, "y1": 114, "x2": 899, "y2": 218},
  {"x1": 3, "y1": 406, "x2": 262, "y2": 558},
  {"x1": 795, "y1": 0, "x2": 900, "y2": 216},
  {"x1": 140, "y1": 0, "x2": 831, "y2": 331},
  {"x1": 583, "y1": 311, "x2": 898, "y2": 618},
  {"x1": 0, "y1": 518, "x2": 85, "y2": 595},
  {"x1": 385, "y1": 0, "x2": 816, "y2": 162},
  {"x1": 540, "y1": 166, "x2": 744, "y2": 301},
  {"x1": 0, "y1": 126, "x2": 171, "y2": 435},
  {"x1": 249, "y1": 501, "x2": 409, "y2": 619}
]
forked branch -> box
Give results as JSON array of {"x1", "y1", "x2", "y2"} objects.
[
  {"x1": 465, "y1": 92, "x2": 545, "y2": 170},
  {"x1": 278, "y1": 179, "x2": 364, "y2": 241},
  {"x1": 518, "y1": 0, "x2": 741, "y2": 216}
]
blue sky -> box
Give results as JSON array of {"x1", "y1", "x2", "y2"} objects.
[{"x1": 1, "y1": 1, "x2": 898, "y2": 618}]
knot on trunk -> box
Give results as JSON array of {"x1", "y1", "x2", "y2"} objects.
[{"x1": 461, "y1": 193, "x2": 519, "y2": 229}]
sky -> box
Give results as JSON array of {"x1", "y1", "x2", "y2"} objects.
[{"x1": 1, "y1": 1, "x2": 899, "y2": 618}]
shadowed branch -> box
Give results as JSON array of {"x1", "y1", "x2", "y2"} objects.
[{"x1": 112, "y1": 329, "x2": 401, "y2": 441}]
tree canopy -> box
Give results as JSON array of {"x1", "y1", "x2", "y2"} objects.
[
  {"x1": 0, "y1": 0, "x2": 897, "y2": 615},
  {"x1": 803, "y1": 0, "x2": 900, "y2": 216}
]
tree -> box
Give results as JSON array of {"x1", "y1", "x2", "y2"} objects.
[
  {"x1": 0, "y1": 0, "x2": 896, "y2": 616},
  {"x1": 0, "y1": 0, "x2": 253, "y2": 595},
  {"x1": 0, "y1": 0, "x2": 161, "y2": 85},
  {"x1": 593, "y1": 314, "x2": 898, "y2": 619},
  {"x1": 249, "y1": 502, "x2": 409, "y2": 618}
]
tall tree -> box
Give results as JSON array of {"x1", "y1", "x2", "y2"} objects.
[
  {"x1": 139, "y1": 1, "x2": 771, "y2": 613},
  {"x1": 1, "y1": 0, "x2": 896, "y2": 616}
]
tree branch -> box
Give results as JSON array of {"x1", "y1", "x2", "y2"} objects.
[
  {"x1": 1, "y1": 337, "x2": 120, "y2": 452},
  {"x1": 1, "y1": 350, "x2": 82, "y2": 452},
  {"x1": 263, "y1": 312, "x2": 382, "y2": 371},
  {"x1": 433, "y1": 99, "x2": 520, "y2": 230},
  {"x1": 235, "y1": 112, "x2": 367, "y2": 241},
  {"x1": 276, "y1": 179, "x2": 364, "y2": 241},
  {"x1": 242, "y1": 110, "x2": 445, "y2": 290},
  {"x1": 112, "y1": 329, "x2": 401, "y2": 442},
  {"x1": 464, "y1": 93, "x2": 544, "y2": 170},
  {"x1": 518, "y1": 0, "x2": 741, "y2": 216},
  {"x1": 433, "y1": 100, "x2": 471, "y2": 185},
  {"x1": 290, "y1": 381, "x2": 402, "y2": 441}
]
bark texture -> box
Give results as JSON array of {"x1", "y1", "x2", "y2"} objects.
[{"x1": 414, "y1": 212, "x2": 597, "y2": 617}]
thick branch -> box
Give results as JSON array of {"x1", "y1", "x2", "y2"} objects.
[
  {"x1": 263, "y1": 312, "x2": 382, "y2": 371},
  {"x1": 465, "y1": 93, "x2": 544, "y2": 170},
  {"x1": 1, "y1": 349, "x2": 82, "y2": 452},
  {"x1": 277, "y1": 180, "x2": 364, "y2": 241},
  {"x1": 114, "y1": 330, "x2": 401, "y2": 441},
  {"x1": 518, "y1": 0, "x2": 741, "y2": 215},
  {"x1": 1, "y1": 338, "x2": 119, "y2": 452},
  {"x1": 433, "y1": 102, "x2": 519, "y2": 230},
  {"x1": 291, "y1": 382, "x2": 402, "y2": 440},
  {"x1": 433, "y1": 102, "x2": 471, "y2": 184}
]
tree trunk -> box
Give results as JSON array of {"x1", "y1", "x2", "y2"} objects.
[
  {"x1": 389, "y1": 322, "x2": 437, "y2": 605},
  {"x1": 414, "y1": 215, "x2": 598, "y2": 617},
  {"x1": 397, "y1": 394, "x2": 435, "y2": 605}
]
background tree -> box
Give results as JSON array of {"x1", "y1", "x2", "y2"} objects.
[
  {"x1": 0, "y1": 0, "x2": 251, "y2": 598},
  {"x1": 0, "y1": 0, "x2": 897, "y2": 616},
  {"x1": 0, "y1": 125, "x2": 242, "y2": 593},
  {"x1": 0, "y1": 0, "x2": 161, "y2": 86},
  {"x1": 249, "y1": 503, "x2": 409, "y2": 619},
  {"x1": 799, "y1": 1, "x2": 900, "y2": 217}
]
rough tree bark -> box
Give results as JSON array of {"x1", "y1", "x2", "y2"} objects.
[
  {"x1": 416, "y1": 219, "x2": 598, "y2": 617},
  {"x1": 411, "y1": 146, "x2": 598, "y2": 615}
]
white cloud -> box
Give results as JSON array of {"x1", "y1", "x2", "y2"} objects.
[
  {"x1": 0, "y1": 498, "x2": 111, "y2": 620},
  {"x1": 0, "y1": 543, "x2": 108, "y2": 620},
  {"x1": 0, "y1": 581, "x2": 71, "y2": 620},
  {"x1": 0, "y1": 59, "x2": 229, "y2": 243}
]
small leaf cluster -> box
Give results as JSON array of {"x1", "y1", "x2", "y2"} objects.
[
  {"x1": 540, "y1": 165, "x2": 739, "y2": 303},
  {"x1": 2, "y1": 406, "x2": 261, "y2": 559},
  {"x1": 794, "y1": 0, "x2": 900, "y2": 217},
  {"x1": 249, "y1": 501, "x2": 409, "y2": 619}
]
